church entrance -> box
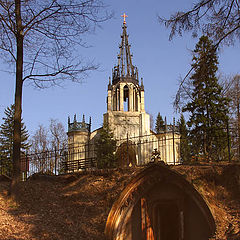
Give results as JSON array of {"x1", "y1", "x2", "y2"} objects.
[{"x1": 116, "y1": 141, "x2": 137, "y2": 167}]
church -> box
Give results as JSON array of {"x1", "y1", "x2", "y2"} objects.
[{"x1": 67, "y1": 18, "x2": 180, "y2": 168}]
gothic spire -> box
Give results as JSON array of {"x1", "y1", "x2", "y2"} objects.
[{"x1": 112, "y1": 16, "x2": 139, "y2": 84}]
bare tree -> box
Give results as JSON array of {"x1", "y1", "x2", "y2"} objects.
[
  {"x1": 158, "y1": 0, "x2": 240, "y2": 48},
  {"x1": 225, "y1": 75, "x2": 240, "y2": 160},
  {"x1": 30, "y1": 120, "x2": 67, "y2": 173},
  {"x1": 31, "y1": 124, "x2": 49, "y2": 172},
  {"x1": 31, "y1": 125, "x2": 49, "y2": 153},
  {"x1": 0, "y1": 0, "x2": 111, "y2": 191},
  {"x1": 49, "y1": 119, "x2": 67, "y2": 151}
]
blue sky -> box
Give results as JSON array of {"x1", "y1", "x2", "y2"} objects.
[{"x1": 0, "y1": 0, "x2": 239, "y2": 135}]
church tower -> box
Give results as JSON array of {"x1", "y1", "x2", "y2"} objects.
[{"x1": 104, "y1": 19, "x2": 150, "y2": 140}]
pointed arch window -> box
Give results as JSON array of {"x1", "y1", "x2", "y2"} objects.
[{"x1": 124, "y1": 85, "x2": 129, "y2": 111}]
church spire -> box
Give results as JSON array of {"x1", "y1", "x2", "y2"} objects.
[{"x1": 112, "y1": 15, "x2": 139, "y2": 84}]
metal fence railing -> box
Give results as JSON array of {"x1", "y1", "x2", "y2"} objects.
[{"x1": 0, "y1": 128, "x2": 239, "y2": 180}]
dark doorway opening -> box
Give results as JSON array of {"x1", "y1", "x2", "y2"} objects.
[{"x1": 153, "y1": 202, "x2": 180, "y2": 240}]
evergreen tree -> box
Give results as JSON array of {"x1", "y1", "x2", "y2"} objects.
[
  {"x1": 95, "y1": 123, "x2": 117, "y2": 169},
  {"x1": 183, "y1": 36, "x2": 229, "y2": 161},
  {"x1": 0, "y1": 105, "x2": 30, "y2": 175},
  {"x1": 155, "y1": 112, "x2": 165, "y2": 133},
  {"x1": 177, "y1": 114, "x2": 191, "y2": 163}
]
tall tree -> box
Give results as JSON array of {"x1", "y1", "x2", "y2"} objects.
[
  {"x1": 155, "y1": 112, "x2": 165, "y2": 134},
  {"x1": 95, "y1": 123, "x2": 117, "y2": 169},
  {"x1": 0, "y1": 105, "x2": 30, "y2": 175},
  {"x1": 0, "y1": 0, "x2": 110, "y2": 189},
  {"x1": 183, "y1": 36, "x2": 229, "y2": 161},
  {"x1": 158, "y1": 0, "x2": 240, "y2": 47},
  {"x1": 177, "y1": 114, "x2": 191, "y2": 163}
]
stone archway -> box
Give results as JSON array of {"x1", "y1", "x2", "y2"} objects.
[
  {"x1": 116, "y1": 141, "x2": 137, "y2": 167},
  {"x1": 105, "y1": 164, "x2": 216, "y2": 240}
]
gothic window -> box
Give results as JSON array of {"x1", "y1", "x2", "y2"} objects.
[
  {"x1": 124, "y1": 85, "x2": 129, "y2": 111},
  {"x1": 115, "y1": 86, "x2": 120, "y2": 111},
  {"x1": 135, "y1": 89, "x2": 139, "y2": 111}
]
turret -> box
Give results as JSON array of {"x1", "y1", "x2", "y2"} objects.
[{"x1": 107, "y1": 18, "x2": 145, "y2": 113}]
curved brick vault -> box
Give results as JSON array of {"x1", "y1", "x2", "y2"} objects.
[{"x1": 105, "y1": 163, "x2": 216, "y2": 240}]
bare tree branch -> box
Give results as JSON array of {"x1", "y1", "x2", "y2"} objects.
[
  {"x1": 0, "y1": 0, "x2": 111, "y2": 189},
  {"x1": 159, "y1": 0, "x2": 240, "y2": 111}
]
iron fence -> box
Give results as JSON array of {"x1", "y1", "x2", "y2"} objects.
[{"x1": 0, "y1": 128, "x2": 239, "y2": 180}]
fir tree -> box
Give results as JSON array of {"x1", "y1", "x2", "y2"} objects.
[
  {"x1": 183, "y1": 36, "x2": 229, "y2": 161},
  {"x1": 177, "y1": 114, "x2": 191, "y2": 163},
  {"x1": 0, "y1": 105, "x2": 30, "y2": 175},
  {"x1": 155, "y1": 112, "x2": 165, "y2": 133},
  {"x1": 95, "y1": 123, "x2": 117, "y2": 169}
]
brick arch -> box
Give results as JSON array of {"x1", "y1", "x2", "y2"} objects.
[{"x1": 105, "y1": 164, "x2": 216, "y2": 240}]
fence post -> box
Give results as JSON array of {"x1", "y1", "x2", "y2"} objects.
[
  {"x1": 172, "y1": 118, "x2": 176, "y2": 165},
  {"x1": 55, "y1": 147, "x2": 57, "y2": 175},
  {"x1": 227, "y1": 119, "x2": 231, "y2": 162}
]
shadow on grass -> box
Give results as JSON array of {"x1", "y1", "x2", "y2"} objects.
[{"x1": 0, "y1": 169, "x2": 134, "y2": 240}]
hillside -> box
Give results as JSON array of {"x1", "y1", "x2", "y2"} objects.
[{"x1": 0, "y1": 164, "x2": 239, "y2": 240}]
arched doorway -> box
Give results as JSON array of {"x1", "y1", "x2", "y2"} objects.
[
  {"x1": 105, "y1": 164, "x2": 216, "y2": 240},
  {"x1": 116, "y1": 141, "x2": 137, "y2": 167}
]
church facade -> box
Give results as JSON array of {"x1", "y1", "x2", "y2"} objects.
[{"x1": 67, "y1": 21, "x2": 180, "y2": 167}]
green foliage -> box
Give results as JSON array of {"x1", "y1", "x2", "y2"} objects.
[
  {"x1": 177, "y1": 114, "x2": 191, "y2": 163},
  {"x1": 95, "y1": 123, "x2": 117, "y2": 169},
  {"x1": 155, "y1": 112, "x2": 165, "y2": 133},
  {"x1": 0, "y1": 105, "x2": 30, "y2": 175},
  {"x1": 183, "y1": 36, "x2": 229, "y2": 161}
]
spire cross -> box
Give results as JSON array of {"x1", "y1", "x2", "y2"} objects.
[{"x1": 121, "y1": 13, "x2": 128, "y2": 25}]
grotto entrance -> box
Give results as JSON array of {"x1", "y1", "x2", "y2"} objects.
[
  {"x1": 105, "y1": 164, "x2": 216, "y2": 240},
  {"x1": 135, "y1": 198, "x2": 181, "y2": 240},
  {"x1": 152, "y1": 202, "x2": 180, "y2": 240}
]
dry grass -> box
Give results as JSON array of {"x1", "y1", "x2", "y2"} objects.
[{"x1": 0, "y1": 164, "x2": 239, "y2": 240}]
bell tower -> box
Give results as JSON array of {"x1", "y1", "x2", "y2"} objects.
[{"x1": 104, "y1": 17, "x2": 150, "y2": 139}]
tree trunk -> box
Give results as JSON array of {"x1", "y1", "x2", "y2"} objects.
[
  {"x1": 236, "y1": 80, "x2": 240, "y2": 162},
  {"x1": 11, "y1": 0, "x2": 24, "y2": 196},
  {"x1": 237, "y1": 98, "x2": 240, "y2": 161}
]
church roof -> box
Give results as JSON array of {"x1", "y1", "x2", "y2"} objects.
[
  {"x1": 68, "y1": 114, "x2": 91, "y2": 133},
  {"x1": 112, "y1": 22, "x2": 139, "y2": 85}
]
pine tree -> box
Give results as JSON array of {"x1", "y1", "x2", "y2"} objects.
[
  {"x1": 95, "y1": 123, "x2": 117, "y2": 169},
  {"x1": 183, "y1": 36, "x2": 229, "y2": 161},
  {"x1": 177, "y1": 114, "x2": 191, "y2": 163},
  {"x1": 155, "y1": 112, "x2": 165, "y2": 134},
  {"x1": 0, "y1": 105, "x2": 30, "y2": 175}
]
